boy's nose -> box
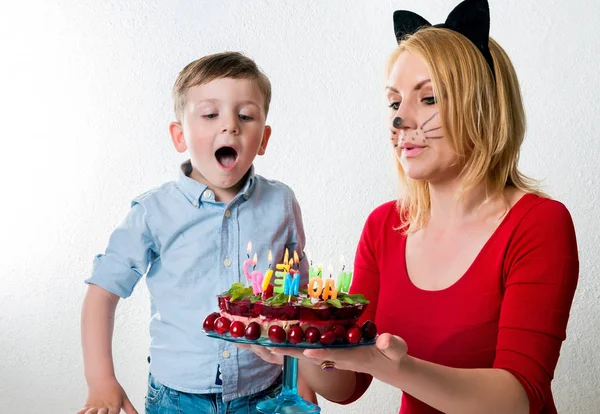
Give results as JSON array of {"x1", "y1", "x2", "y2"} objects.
[{"x1": 221, "y1": 116, "x2": 239, "y2": 134}]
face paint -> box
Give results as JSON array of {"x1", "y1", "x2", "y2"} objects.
[
  {"x1": 421, "y1": 112, "x2": 443, "y2": 139},
  {"x1": 392, "y1": 117, "x2": 403, "y2": 129}
]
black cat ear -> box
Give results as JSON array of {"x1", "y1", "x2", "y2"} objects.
[
  {"x1": 393, "y1": 10, "x2": 431, "y2": 43},
  {"x1": 442, "y1": 0, "x2": 494, "y2": 71}
]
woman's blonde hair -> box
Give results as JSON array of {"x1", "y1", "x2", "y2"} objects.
[{"x1": 387, "y1": 28, "x2": 543, "y2": 233}]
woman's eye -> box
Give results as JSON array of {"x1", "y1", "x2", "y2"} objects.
[
  {"x1": 422, "y1": 96, "x2": 437, "y2": 105},
  {"x1": 388, "y1": 102, "x2": 400, "y2": 111},
  {"x1": 203, "y1": 114, "x2": 218, "y2": 119},
  {"x1": 239, "y1": 114, "x2": 252, "y2": 121}
]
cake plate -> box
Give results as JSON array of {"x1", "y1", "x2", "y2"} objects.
[{"x1": 205, "y1": 331, "x2": 375, "y2": 414}]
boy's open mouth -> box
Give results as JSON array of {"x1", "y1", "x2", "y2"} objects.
[{"x1": 215, "y1": 146, "x2": 238, "y2": 168}]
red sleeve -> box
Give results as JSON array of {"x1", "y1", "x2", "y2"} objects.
[
  {"x1": 494, "y1": 199, "x2": 579, "y2": 413},
  {"x1": 335, "y1": 202, "x2": 395, "y2": 405}
]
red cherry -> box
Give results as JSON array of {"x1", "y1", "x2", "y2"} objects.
[
  {"x1": 245, "y1": 322, "x2": 261, "y2": 341},
  {"x1": 288, "y1": 326, "x2": 304, "y2": 345},
  {"x1": 346, "y1": 327, "x2": 362, "y2": 344},
  {"x1": 203, "y1": 312, "x2": 220, "y2": 331},
  {"x1": 304, "y1": 327, "x2": 320, "y2": 343},
  {"x1": 229, "y1": 321, "x2": 245, "y2": 338},
  {"x1": 361, "y1": 320, "x2": 377, "y2": 341},
  {"x1": 331, "y1": 325, "x2": 346, "y2": 340},
  {"x1": 262, "y1": 284, "x2": 274, "y2": 300},
  {"x1": 268, "y1": 325, "x2": 286, "y2": 343},
  {"x1": 214, "y1": 317, "x2": 231, "y2": 335},
  {"x1": 320, "y1": 331, "x2": 336, "y2": 346}
]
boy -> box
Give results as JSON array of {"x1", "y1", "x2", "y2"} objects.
[{"x1": 78, "y1": 52, "x2": 310, "y2": 414}]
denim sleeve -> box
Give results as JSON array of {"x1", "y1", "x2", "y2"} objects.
[
  {"x1": 85, "y1": 201, "x2": 156, "y2": 298},
  {"x1": 286, "y1": 190, "x2": 309, "y2": 286}
]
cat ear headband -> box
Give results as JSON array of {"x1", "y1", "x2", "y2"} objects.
[{"x1": 393, "y1": 0, "x2": 495, "y2": 77}]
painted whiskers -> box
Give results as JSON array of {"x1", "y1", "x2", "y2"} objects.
[{"x1": 390, "y1": 112, "x2": 443, "y2": 150}]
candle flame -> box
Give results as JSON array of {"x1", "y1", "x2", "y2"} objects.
[
  {"x1": 253, "y1": 252, "x2": 258, "y2": 266},
  {"x1": 328, "y1": 264, "x2": 333, "y2": 277},
  {"x1": 288, "y1": 258, "x2": 294, "y2": 267},
  {"x1": 283, "y1": 248, "x2": 289, "y2": 264},
  {"x1": 306, "y1": 249, "x2": 312, "y2": 265},
  {"x1": 293, "y1": 250, "x2": 299, "y2": 264},
  {"x1": 247, "y1": 241, "x2": 252, "y2": 254},
  {"x1": 268, "y1": 250, "x2": 273, "y2": 263},
  {"x1": 339, "y1": 254, "x2": 345, "y2": 265}
]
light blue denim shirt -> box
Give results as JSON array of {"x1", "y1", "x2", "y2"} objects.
[{"x1": 86, "y1": 161, "x2": 308, "y2": 401}]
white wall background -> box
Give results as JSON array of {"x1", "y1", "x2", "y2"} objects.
[{"x1": 1, "y1": 0, "x2": 599, "y2": 412}]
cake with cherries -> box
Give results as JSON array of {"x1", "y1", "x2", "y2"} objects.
[{"x1": 203, "y1": 281, "x2": 377, "y2": 346}]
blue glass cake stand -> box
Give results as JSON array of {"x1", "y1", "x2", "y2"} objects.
[{"x1": 205, "y1": 331, "x2": 375, "y2": 414}]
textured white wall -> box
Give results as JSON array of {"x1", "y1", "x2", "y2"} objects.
[{"x1": 1, "y1": 0, "x2": 599, "y2": 412}]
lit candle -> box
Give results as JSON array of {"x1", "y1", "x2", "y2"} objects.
[
  {"x1": 242, "y1": 241, "x2": 254, "y2": 286},
  {"x1": 273, "y1": 251, "x2": 291, "y2": 294},
  {"x1": 250, "y1": 253, "x2": 264, "y2": 295},
  {"x1": 322, "y1": 264, "x2": 338, "y2": 300},
  {"x1": 261, "y1": 250, "x2": 274, "y2": 291},
  {"x1": 337, "y1": 254, "x2": 352, "y2": 293},
  {"x1": 285, "y1": 270, "x2": 300, "y2": 296}
]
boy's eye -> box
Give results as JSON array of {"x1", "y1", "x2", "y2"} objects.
[
  {"x1": 422, "y1": 96, "x2": 437, "y2": 105},
  {"x1": 204, "y1": 114, "x2": 218, "y2": 119},
  {"x1": 388, "y1": 102, "x2": 400, "y2": 111},
  {"x1": 239, "y1": 114, "x2": 252, "y2": 121}
]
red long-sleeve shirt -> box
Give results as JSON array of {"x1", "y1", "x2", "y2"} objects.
[{"x1": 346, "y1": 194, "x2": 579, "y2": 414}]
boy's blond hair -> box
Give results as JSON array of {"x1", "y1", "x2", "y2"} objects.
[
  {"x1": 388, "y1": 28, "x2": 543, "y2": 234},
  {"x1": 172, "y1": 52, "x2": 272, "y2": 123}
]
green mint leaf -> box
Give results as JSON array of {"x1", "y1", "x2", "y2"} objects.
[
  {"x1": 342, "y1": 296, "x2": 355, "y2": 304},
  {"x1": 346, "y1": 294, "x2": 370, "y2": 304},
  {"x1": 226, "y1": 282, "x2": 246, "y2": 296},
  {"x1": 326, "y1": 298, "x2": 342, "y2": 308},
  {"x1": 301, "y1": 298, "x2": 313, "y2": 307}
]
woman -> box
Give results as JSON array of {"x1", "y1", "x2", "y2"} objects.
[{"x1": 247, "y1": 1, "x2": 579, "y2": 413}]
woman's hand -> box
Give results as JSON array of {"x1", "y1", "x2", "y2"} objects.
[{"x1": 270, "y1": 333, "x2": 408, "y2": 376}]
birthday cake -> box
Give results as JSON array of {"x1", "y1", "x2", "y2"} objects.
[{"x1": 203, "y1": 249, "x2": 377, "y2": 346}]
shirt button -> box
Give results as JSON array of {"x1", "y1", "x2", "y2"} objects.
[
  {"x1": 224, "y1": 210, "x2": 231, "y2": 218},
  {"x1": 244, "y1": 191, "x2": 249, "y2": 198},
  {"x1": 223, "y1": 258, "x2": 232, "y2": 267},
  {"x1": 192, "y1": 201, "x2": 198, "y2": 207},
  {"x1": 204, "y1": 190, "x2": 212, "y2": 199},
  {"x1": 222, "y1": 350, "x2": 230, "y2": 358}
]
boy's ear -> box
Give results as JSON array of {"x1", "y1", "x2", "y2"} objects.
[
  {"x1": 170, "y1": 122, "x2": 187, "y2": 153},
  {"x1": 257, "y1": 125, "x2": 272, "y2": 156}
]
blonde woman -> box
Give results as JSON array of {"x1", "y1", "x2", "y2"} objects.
[{"x1": 247, "y1": 1, "x2": 579, "y2": 413}]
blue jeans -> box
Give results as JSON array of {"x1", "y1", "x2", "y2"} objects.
[{"x1": 145, "y1": 373, "x2": 282, "y2": 414}]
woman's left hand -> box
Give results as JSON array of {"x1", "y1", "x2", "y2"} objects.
[{"x1": 271, "y1": 333, "x2": 409, "y2": 377}]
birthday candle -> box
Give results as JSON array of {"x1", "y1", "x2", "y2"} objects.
[
  {"x1": 337, "y1": 254, "x2": 352, "y2": 293},
  {"x1": 249, "y1": 253, "x2": 264, "y2": 295},
  {"x1": 261, "y1": 250, "x2": 274, "y2": 291},
  {"x1": 242, "y1": 241, "x2": 254, "y2": 286},
  {"x1": 322, "y1": 264, "x2": 338, "y2": 300},
  {"x1": 273, "y1": 251, "x2": 291, "y2": 294}
]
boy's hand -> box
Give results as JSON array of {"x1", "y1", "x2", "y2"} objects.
[{"x1": 77, "y1": 378, "x2": 138, "y2": 414}]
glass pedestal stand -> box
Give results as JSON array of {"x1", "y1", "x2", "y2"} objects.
[{"x1": 256, "y1": 355, "x2": 320, "y2": 413}]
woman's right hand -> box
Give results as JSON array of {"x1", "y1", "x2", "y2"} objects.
[{"x1": 76, "y1": 377, "x2": 138, "y2": 414}]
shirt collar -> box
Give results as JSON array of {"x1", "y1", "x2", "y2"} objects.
[{"x1": 177, "y1": 160, "x2": 257, "y2": 205}]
